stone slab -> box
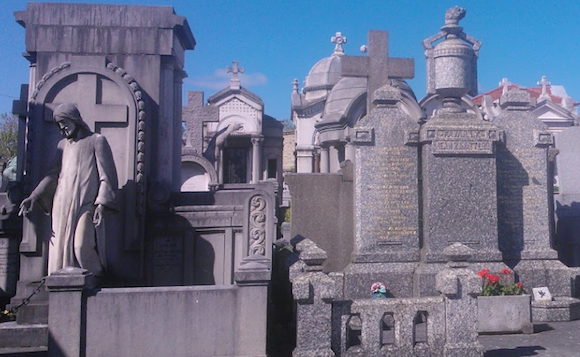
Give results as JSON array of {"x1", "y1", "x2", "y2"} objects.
[
  {"x1": 343, "y1": 262, "x2": 418, "y2": 299},
  {"x1": 532, "y1": 297, "x2": 580, "y2": 322},
  {"x1": 0, "y1": 322, "x2": 47, "y2": 348},
  {"x1": 286, "y1": 172, "x2": 353, "y2": 273},
  {"x1": 352, "y1": 84, "x2": 420, "y2": 263},
  {"x1": 494, "y1": 92, "x2": 557, "y2": 261},
  {"x1": 420, "y1": 113, "x2": 503, "y2": 263}
]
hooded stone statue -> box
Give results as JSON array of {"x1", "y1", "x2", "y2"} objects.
[{"x1": 19, "y1": 103, "x2": 118, "y2": 276}]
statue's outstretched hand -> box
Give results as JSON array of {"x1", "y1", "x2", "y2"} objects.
[
  {"x1": 19, "y1": 195, "x2": 36, "y2": 216},
  {"x1": 93, "y1": 204, "x2": 104, "y2": 226}
]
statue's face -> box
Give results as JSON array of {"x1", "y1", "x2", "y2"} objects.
[{"x1": 55, "y1": 116, "x2": 77, "y2": 139}]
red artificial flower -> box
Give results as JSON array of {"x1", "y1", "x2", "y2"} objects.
[
  {"x1": 487, "y1": 274, "x2": 500, "y2": 284},
  {"x1": 477, "y1": 269, "x2": 490, "y2": 278},
  {"x1": 501, "y1": 268, "x2": 512, "y2": 275},
  {"x1": 516, "y1": 282, "x2": 523, "y2": 288}
]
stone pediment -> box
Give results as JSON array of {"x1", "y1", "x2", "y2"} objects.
[
  {"x1": 207, "y1": 86, "x2": 263, "y2": 109},
  {"x1": 533, "y1": 100, "x2": 578, "y2": 132}
]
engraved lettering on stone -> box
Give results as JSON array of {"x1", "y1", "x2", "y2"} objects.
[
  {"x1": 361, "y1": 147, "x2": 418, "y2": 241},
  {"x1": 353, "y1": 128, "x2": 374, "y2": 144},
  {"x1": 432, "y1": 129, "x2": 494, "y2": 154},
  {"x1": 249, "y1": 195, "x2": 267, "y2": 256}
]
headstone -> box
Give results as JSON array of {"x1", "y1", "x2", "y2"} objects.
[
  {"x1": 494, "y1": 89, "x2": 574, "y2": 299},
  {"x1": 495, "y1": 89, "x2": 557, "y2": 261},
  {"x1": 343, "y1": 82, "x2": 421, "y2": 299},
  {"x1": 416, "y1": 8, "x2": 503, "y2": 296},
  {"x1": 420, "y1": 7, "x2": 502, "y2": 264},
  {"x1": 555, "y1": 125, "x2": 580, "y2": 266}
]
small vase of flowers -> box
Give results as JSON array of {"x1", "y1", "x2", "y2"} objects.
[{"x1": 371, "y1": 282, "x2": 388, "y2": 299}]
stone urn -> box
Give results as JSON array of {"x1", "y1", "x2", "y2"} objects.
[{"x1": 477, "y1": 294, "x2": 533, "y2": 334}]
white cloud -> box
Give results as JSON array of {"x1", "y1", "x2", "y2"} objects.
[{"x1": 187, "y1": 68, "x2": 268, "y2": 90}]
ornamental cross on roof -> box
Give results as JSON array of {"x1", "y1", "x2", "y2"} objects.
[
  {"x1": 227, "y1": 61, "x2": 244, "y2": 89},
  {"x1": 331, "y1": 32, "x2": 347, "y2": 55},
  {"x1": 499, "y1": 78, "x2": 512, "y2": 95},
  {"x1": 341, "y1": 30, "x2": 415, "y2": 114},
  {"x1": 537, "y1": 75, "x2": 551, "y2": 100},
  {"x1": 292, "y1": 78, "x2": 300, "y2": 93}
]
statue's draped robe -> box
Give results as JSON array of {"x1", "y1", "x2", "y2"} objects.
[{"x1": 32, "y1": 132, "x2": 118, "y2": 275}]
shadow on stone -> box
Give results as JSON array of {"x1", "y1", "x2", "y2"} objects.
[
  {"x1": 533, "y1": 323, "x2": 554, "y2": 333},
  {"x1": 484, "y1": 345, "x2": 546, "y2": 357}
]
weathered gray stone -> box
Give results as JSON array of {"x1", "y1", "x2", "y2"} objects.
[
  {"x1": 45, "y1": 267, "x2": 92, "y2": 357},
  {"x1": 286, "y1": 168, "x2": 353, "y2": 273},
  {"x1": 351, "y1": 83, "x2": 420, "y2": 264},
  {"x1": 478, "y1": 295, "x2": 533, "y2": 334},
  {"x1": 555, "y1": 126, "x2": 580, "y2": 267},
  {"x1": 435, "y1": 244, "x2": 483, "y2": 357},
  {"x1": 495, "y1": 89, "x2": 557, "y2": 261},
  {"x1": 420, "y1": 111, "x2": 503, "y2": 264},
  {"x1": 290, "y1": 239, "x2": 337, "y2": 357},
  {"x1": 532, "y1": 296, "x2": 580, "y2": 322},
  {"x1": 350, "y1": 297, "x2": 445, "y2": 357}
]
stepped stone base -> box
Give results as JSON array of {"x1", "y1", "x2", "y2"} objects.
[
  {"x1": 0, "y1": 322, "x2": 47, "y2": 349},
  {"x1": 532, "y1": 297, "x2": 580, "y2": 322}
]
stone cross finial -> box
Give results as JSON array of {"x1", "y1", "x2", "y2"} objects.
[
  {"x1": 227, "y1": 61, "x2": 244, "y2": 89},
  {"x1": 499, "y1": 78, "x2": 512, "y2": 95},
  {"x1": 537, "y1": 75, "x2": 551, "y2": 99},
  {"x1": 331, "y1": 32, "x2": 347, "y2": 55},
  {"x1": 341, "y1": 30, "x2": 414, "y2": 114},
  {"x1": 292, "y1": 78, "x2": 299, "y2": 93}
]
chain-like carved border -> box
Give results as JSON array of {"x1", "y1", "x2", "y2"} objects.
[
  {"x1": 106, "y1": 63, "x2": 147, "y2": 216},
  {"x1": 248, "y1": 195, "x2": 267, "y2": 256},
  {"x1": 30, "y1": 62, "x2": 71, "y2": 101}
]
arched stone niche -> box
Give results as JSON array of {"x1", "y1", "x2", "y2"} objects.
[
  {"x1": 25, "y1": 59, "x2": 145, "y2": 278},
  {"x1": 180, "y1": 153, "x2": 218, "y2": 192}
]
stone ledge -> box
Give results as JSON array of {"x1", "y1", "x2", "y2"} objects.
[
  {"x1": 532, "y1": 297, "x2": 580, "y2": 322},
  {"x1": 0, "y1": 322, "x2": 47, "y2": 348}
]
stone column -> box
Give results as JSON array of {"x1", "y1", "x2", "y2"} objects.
[
  {"x1": 435, "y1": 243, "x2": 483, "y2": 357},
  {"x1": 345, "y1": 141, "x2": 356, "y2": 164},
  {"x1": 234, "y1": 256, "x2": 271, "y2": 357},
  {"x1": 290, "y1": 239, "x2": 336, "y2": 357},
  {"x1": 45, "y1": 267, "x2": 96, "y2": 357},
  {"x1": 296, "y1": 146, "x2": 315, "y2": 173},
  {"x1": 251, "y1": 137, "x2": 263, "y2": 183},
  {"x1": 319, "y1": 147, "x2": 330, "y2": 173},
  {"x1": 159, "y1": 57, "x2": 177, "y2": 190}
]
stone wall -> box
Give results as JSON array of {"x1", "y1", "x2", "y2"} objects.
[{"x1": 46, "y1": 263, "x2": 270, "y2": 357}]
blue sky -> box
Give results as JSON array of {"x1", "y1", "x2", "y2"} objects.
[{"x1": 1, "y1": 0, "x2": 579, "y2": 121}]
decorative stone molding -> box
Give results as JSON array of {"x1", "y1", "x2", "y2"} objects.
[
  {"x1": 106, "y1": 63, "x2": 147, "y2": 216},
  {"x1": 30, "y1": 62, "x2": 71, "y2": 101},
  {"x1": 248, "y1": 195, "x2": 267, "y2": 256}
]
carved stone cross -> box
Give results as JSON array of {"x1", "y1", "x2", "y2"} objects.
[
  {"x1": 341, "y1": 30, "x2": 414, "y2": 114},
  {"x1": 44, "y1": 73, "x2": 128, "y2": 131},
  {"x1": 227, "y1": 61, "x2": 244, "y2": 79},
  {"x1": 331, "y1": 32, "x2": 347, "y2": 55},
  {"x1": 499, "y1": 78, "x2": 512, "y2": 95},
  {"x1": 537, "y1": 75, "x2": 551, "y2": 99}
]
